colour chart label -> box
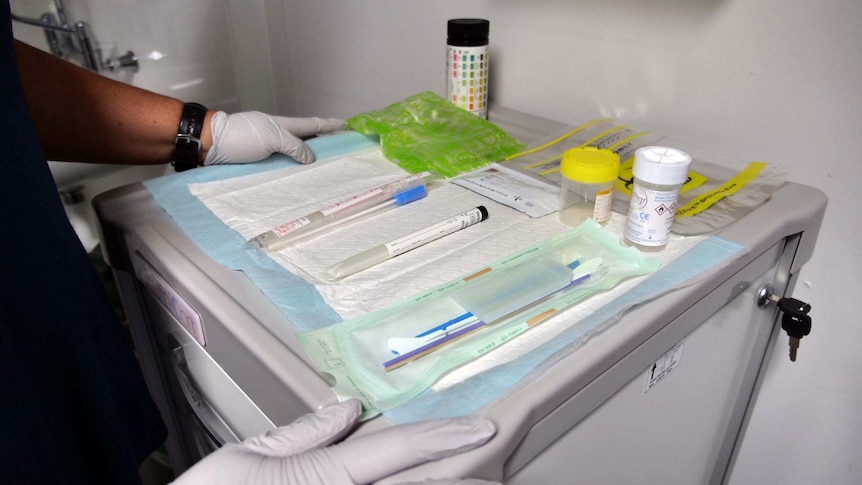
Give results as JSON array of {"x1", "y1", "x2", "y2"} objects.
[{"x1": 446, "y1": 45, "x2": 489, "y2": 118}]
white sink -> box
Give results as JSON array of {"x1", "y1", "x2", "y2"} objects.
[
  {"x1": 48, "y1": 161, "x2": 131, "y2": 189},
  {"x1": 49, "y1": 161, "x2": 170, "y2": 251}
]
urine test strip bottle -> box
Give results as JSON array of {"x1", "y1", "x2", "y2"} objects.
[{"x1": 447, "y1": 19, "x2": 489, "y2": 119}]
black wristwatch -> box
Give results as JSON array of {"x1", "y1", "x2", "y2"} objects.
[{"x1": 171, "y1": 102, "x2": 208, "y2": 172}]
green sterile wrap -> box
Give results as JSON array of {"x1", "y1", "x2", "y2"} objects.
[
  {"x1": 347, "y1": 91, "x2": 525, "y2": 178},
  {"x1": 297, "y1": 220, "x2": 660, "y2": 418}
]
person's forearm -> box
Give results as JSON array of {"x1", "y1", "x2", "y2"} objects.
[{"x1": 14, "y1": 40, "x2": 212, "y2": 165}]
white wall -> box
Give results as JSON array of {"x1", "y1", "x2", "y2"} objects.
[
  {"x1": 10, "y1": 0, "x2": 256, "y2": 119},
  {"x1": 268, "y1": 0, "x2": 861, "y2": 483}
]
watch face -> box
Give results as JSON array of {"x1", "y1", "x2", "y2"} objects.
[
  {"x1": 173, "y1": 103, "x2": 207, "y2": 171},
  {"x1": 182, "y1": 103, "x2": 207, "y2": 138}
]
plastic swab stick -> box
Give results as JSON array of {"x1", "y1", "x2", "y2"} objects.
[
  {"x1": 383, "y1": 257, "x2": 604, "y2": 371},
  {"x1": 387, "y1": 315, "x2": 479, "y2": 355}
]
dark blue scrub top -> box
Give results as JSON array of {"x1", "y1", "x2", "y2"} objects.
[{"x1": 0, "y1": 3, "x2": 167, "y2": 484}]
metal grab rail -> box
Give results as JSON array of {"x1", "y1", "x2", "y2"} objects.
[{"x1": 11, "y1": 0, "x2": 138, "y2": 73}]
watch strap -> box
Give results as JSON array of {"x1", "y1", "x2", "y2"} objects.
[{"x1": 171, "y1": 102, "x2": 208, "y2": 172}]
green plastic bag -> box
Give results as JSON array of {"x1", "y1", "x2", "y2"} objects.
[{"x1": 347, "y1": 91, "x2": 525, "y2": 178}]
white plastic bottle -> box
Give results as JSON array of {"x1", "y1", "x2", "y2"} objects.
[{"x1": 624, "y1": 146, "x2": 692, "y2": 251}]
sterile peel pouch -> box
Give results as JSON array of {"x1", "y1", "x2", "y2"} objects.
[
  {"x1": 298, "y1": 219, "x2": 660, "y2": 418},
  {"x1": 452, "y1": 163, "x2": 560, "y2": 218}
]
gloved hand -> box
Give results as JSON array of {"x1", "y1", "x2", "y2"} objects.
[
  {"x1": 204, "y1": 111, "x2": 346, "y2": 165},
  {"x1": 171, "y1": 399, "x2": 499, "y2": 485}
]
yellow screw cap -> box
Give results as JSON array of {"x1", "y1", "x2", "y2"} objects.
[{"x1": 560, "y1": 147, "x2": 620, "y2": 183}]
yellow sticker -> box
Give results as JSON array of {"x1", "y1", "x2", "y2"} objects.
[
  {"x1": 507, "y1": 118, "x2": 612, "y2": 162},
  {"x1": 530, "y1": 126, "x2": 637, "y2": 175},
  {"x1": 675, "y1": 162, "x2": 767, "y2": 218},
  {"x1": 614, "y1": 156, "x2": 708, "y2": 196}
]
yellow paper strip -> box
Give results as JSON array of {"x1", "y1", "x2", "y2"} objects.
[
  {"x1": 675, "y1": 162, "x2": 767, "y2": 218},
  {"x1": 506, "y1": 118, "x2": 612, "y2": 161},
  {"x1": 535, "y1": 126, "x2": 630, "y2": 175},
  {"x1": 607, "y1": 131, "x2": 651, "y2": 150}
]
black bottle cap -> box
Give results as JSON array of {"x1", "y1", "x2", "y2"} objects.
[
  {"x1": 447, "y1": 19, "x2": 489, "y2": 46},
  {"x1": 477, "y1": 205, "x2": 489, "y2": 221}
]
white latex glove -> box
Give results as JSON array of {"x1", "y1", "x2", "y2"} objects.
[
  {"x1": 204, "y1": 111, "x2": 346, "y2": 165},
  {"x1": 171, "y1": 399, "x2": 499, "y2": 485}
]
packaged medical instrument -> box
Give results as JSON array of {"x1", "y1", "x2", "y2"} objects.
[
  {"x1": 558, "y1": 147, "x2": 620, "y2": 227},
  {"x1": 447, "y1": 19, "x2": 490, "y2": 119},
  {"x1": 347, "y1": 91, "x2": 524, "y2": 178},
  {"x1": 452, "y1": 163, "x2": 560, "y2": 218},
  {"x1": 298, "y1": 219, "x2": 660, "y2": 417},
  {"x1": 248, "y1": 172, "x2": 432, "y2": 250},
  {"x1": 624, "y1": 146, "x2": 692, "y2": 251}
]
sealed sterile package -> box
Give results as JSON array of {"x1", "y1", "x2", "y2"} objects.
[
  {"x1": 297, "y1": 219, "x2": 660, "y2": 418},
  {"x1": 452, "y1": 163, "x2": 560, "y2": 218}
]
